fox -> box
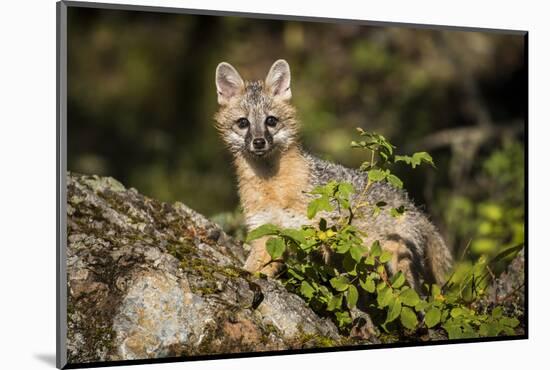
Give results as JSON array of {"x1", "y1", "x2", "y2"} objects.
[{"x1": 214, "y1": 59, "x2": 452, "y2": 290}]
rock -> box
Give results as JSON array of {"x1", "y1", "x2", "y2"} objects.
[
  {"x1": 66, "y1": 173, "x2": 341, "y2": 364},
  {"x1": 482, "y1": 248, "x2": 525, "y2": 326}
]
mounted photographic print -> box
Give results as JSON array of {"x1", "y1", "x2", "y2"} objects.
[{"x1": 56, "y1": 1, "x2": 527, "y2": 368}]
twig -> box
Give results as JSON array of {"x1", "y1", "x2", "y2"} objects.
[
  {"x1": 485, "y1": 265, "x2": 497, "y2": 282},
  {"x1": 459, "y1": 238, "x2": 473, "y2": 261},
  {"x1": 496, "y1": 282, "x2": 525, "y2": 304}
]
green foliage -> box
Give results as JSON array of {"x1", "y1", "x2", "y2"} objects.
[
  {"x1": 247, "y1": 130, "x2": 522, "y2": 341},
  {"x1": 395, "y1": 152, "x2": 435, "y2": 169},
  {"x1": 441, "y1": 141, "x2": 524, "y2": 285},
  {"x1": 307, "y1": 181, "x2": 354, "y2": 219}
]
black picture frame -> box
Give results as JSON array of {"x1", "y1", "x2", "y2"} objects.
[{"x1": 57, "y1": 1, "x2": 528, "y2": 368}]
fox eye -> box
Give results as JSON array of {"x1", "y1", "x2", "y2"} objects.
[
  {"x1": 265, "y1": 116, "x2": 278, "y2": 127},
  {"x1": 236, "y1": 118, "x2": 250, "y2": 129}
]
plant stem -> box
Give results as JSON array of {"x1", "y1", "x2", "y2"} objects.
[{"x1": 370, "y1": 148, "x2": 375, "y2": 168}]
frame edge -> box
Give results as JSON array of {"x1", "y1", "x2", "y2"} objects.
[{"x1": 57, "y1": 1, "x2": 68, "y2": 368}]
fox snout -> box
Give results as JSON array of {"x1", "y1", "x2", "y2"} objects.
[
  {"x1": 251, "y1": 137, "x2": 269, "y2": 156},
  {"x1": 244, "y1": 121, "x2": 274, "y2": 156},
  {"x1": 252, "y1": 138, "x2": 266, "y2": 149}
]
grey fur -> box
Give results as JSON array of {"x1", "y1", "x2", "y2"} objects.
[{"x1": 304, "y1": 150, "x2": 452, "y2": 286}]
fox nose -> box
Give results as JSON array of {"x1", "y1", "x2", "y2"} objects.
[{"x1": 252, "y1": 138, "x2": 266, "y2": 149}]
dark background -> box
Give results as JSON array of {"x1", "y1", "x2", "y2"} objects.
[{"x1": 67, "y1": 7, "x2": 525, "y2": 267}]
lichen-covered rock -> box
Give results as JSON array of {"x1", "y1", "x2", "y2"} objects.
[{"x1": 66, "y1": 173, "x2": 341, "y2": 364}]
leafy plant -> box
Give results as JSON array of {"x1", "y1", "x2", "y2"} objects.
[{"x1": 247, "y1": 129, "x2": 522, "y2": 341}]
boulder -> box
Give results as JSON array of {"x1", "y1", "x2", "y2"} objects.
[{"x1": 66, "y1": 173, "x2": 341, "y2": 364}]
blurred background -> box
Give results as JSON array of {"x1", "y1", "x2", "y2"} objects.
[{"x1": 67, "y1": 7, "x2": 525, "y2": 265}]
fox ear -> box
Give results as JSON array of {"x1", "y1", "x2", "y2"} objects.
[
  {"x1": 216, "y1": 62, "x2": 244, "y2": 105},
  {"x1": 265, "y1": 59, "x2": 291, "y2": 101}
]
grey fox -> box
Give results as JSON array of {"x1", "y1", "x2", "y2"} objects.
[{"x1": 214, "y1": 59, "x2": 452, "y2": 289}]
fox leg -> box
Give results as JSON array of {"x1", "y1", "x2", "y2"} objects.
[
  {"x1": 243, "y1": 237, "x2": 284, "y2": 277},
  {"x1": 381, "y1": 240, "x2": 419, "y2": 290}
]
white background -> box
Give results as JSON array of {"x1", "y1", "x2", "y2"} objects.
[{"x1": 0, "y1": 0, "x2": 546, "y2": 368}]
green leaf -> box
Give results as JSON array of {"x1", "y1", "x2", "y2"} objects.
[
  {"x1": 399, "y1": 288, "x2": 420, "y2": 306},
  {"x1": 330, "y1": 276, "x2": 350, "y2": 292},
  {"x1": 431, "y1": 284, "x2": 441, "y2": 298},
  {"x1": 373, "y1": 201, "x2": 387, "y2": 217},
  {"x1": 335, "y1": 242, "x2": 351, "y2": 254},
  {"x1": 451, "y1": 307, "x2": 466, "y2": 318},
  {"x1": 489, "y1": 244, "x2": 524, "y2": 265},
  {"x1": 502, "y1": 326, "x2": 515, "y2": 336},
  {"x1": 400, "y1": 306, "x2": 418, "y2": 330},
  {"x1": 307, "y1": 196, "x2": 333, "y2": 219},
  {"x1": 350, "y1": 245, "x2": 366, "y2": 262},
  {"x1": 365, "y1": 255, "x2": 375, "y2": 265},
  {"x1": 491, "y1": 306, "x2": 503, "y2": 318},
  {"x1": 441, "y1": 308, "x2": 450, "y2": 322},
  {"x1": 443, "y1": 322, "x2": 463, "y2": 339},
  {"x1": 386, "y1": 298, "x2": 402, "y2": 323},
  {"x1": 479, "y1": 323, "x2": 490, "y2": 336},
  {"x1": 390, "y1": 205, "x2": 406, "y2": 218},
  {"x1": 377, "y1": 286, "x2": 393, "y2": 308},
  {"x1": 462, "y1": 324, "x2": 479, "y2": 339},
  {"x1": 370, "y1": 240, "x2": 382, "y2": 257},
  {"x1": 318, "y1": 285, "x2": 331, "y2": 298},
  {"x1": 377, "y1": 280, "x2": 387, "y2": 292},
  {"x1": 335, "y1": 311, "x2": 352, "y2": 328},
  {"x1": 280, "y1": 228, "x2": 306, "y2": 245},
  {"x1": 500, "y1": 316, "x2": 520, "y2": 328},
  {"x1": 415, "y1": 300, "x2": 429, "y2": 311},
  {"x1": 395, "y1": 152, "x2": 435, "y2": 169},
  {"x1": 338, "y1": 182, "x2": 355, "y2": 198},
  {"x1": 311, "y1": 182, "x2": 334, "y2": 195},
  {"x1": 485, "y1": 322, "x2": 502, "y2": 336},
  {"x1": 413, "y1": 152, "x2": 435, "y2": 168},
  {"x1": 391, "y1": 272, "x2": 406, "y2": 289},
  {"x1": 379, "y1": 251, "x2": 393, "y2": 263},
  {"x1": 359, "y1": 277, "x2": 375, "y2": 293},
  {"x1": 300, "y1": 281, "x2": 316, "y2": 299},
  {"x1": 387, "y1": 174, "x2": 403, "y2": 189},
  {"x1": 327, "y1": 294, "x2": 343, "y2": 311},
  {"x1": 287, "y1": 268, "x2": 304, "y2": 281},
  {"x1": 266, "y1": 237, "x2": 286, "y2": 259},
  {"x1": 425, "y1": 307, "x2": 442, "y2": 328},
  {"x1": 347, "y1": 285, "x2": 359, "y2": 309},
  {"x1": 368, "y1": 169, "x2": 387, "y2": 182},
  {"x1": 394, "y1": 155, "x2": 412, "y2": 165},
  {"x1": 246, "y1": 224, "x2": 279, "y2": 242}
]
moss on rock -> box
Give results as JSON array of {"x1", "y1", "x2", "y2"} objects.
[{"x1": 66, "y1": 172, "x2": 341, "y2": 364}]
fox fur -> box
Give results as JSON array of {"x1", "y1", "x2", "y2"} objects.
[{"x1": 214, "y1": 59, "x2": 452, "y2": 289}]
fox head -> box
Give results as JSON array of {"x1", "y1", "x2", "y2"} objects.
[{"x1": 214, "y1": 60, "x2": 299, "y2": 159}]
